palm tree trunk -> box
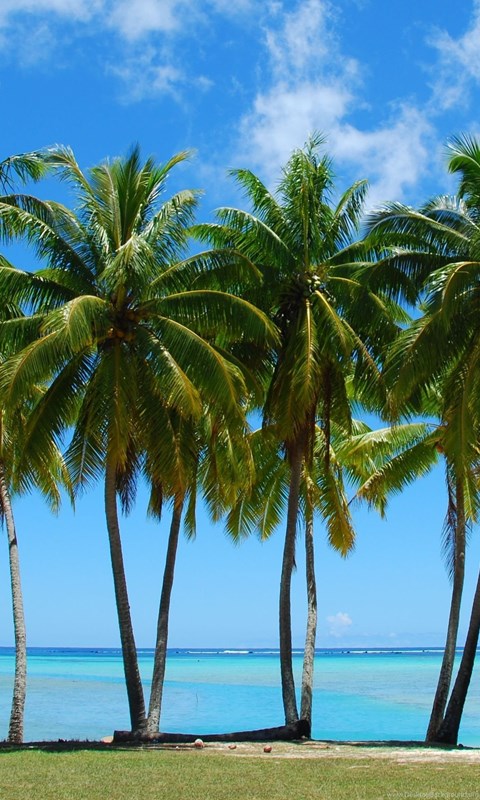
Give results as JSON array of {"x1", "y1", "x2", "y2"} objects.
[
  {"x1": 104, "y1": 457, "x2": 146, "y2": 734},
  {"x1": 435, "y1": 566, "x2": 480, "y2": 745},
  {"x1": 147, "y1": 493, "x2": 184, "y2": 734},
  {"x1": 0, "y1": 461, "x2": 26, "y2": 744},
  {"x1": 280, "y1": 440, "x2": 303, "y2": 725},
  {"x1": 426, "y1": 476, "x2": 466, "y2": 742},
  {"x1": 300, "y1": 504, "x2": 316, "y2": 737}
]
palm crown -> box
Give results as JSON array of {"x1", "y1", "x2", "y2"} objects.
[
  {"x1": 366, "y1": 133, "x2": 480, "y2": 745},
  {"x1": 194, "y1": 135, "x2": 406, "y2": 728},
  {"x1": 196, "y1": 135, "x2": 404, "y2": 449},
  {"x1": 0, "y1": 144, "x2": 275, "y2": 733},
  {"x1": 0, "y1": 145, "x2": 274, "y2": 489}
]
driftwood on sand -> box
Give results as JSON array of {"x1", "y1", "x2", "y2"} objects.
[{"x1": 113, "y1": 720, "x2": 310, "y2": 744}]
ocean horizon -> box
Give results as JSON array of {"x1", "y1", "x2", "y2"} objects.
[{"x1": 1, "y1": 646, "x2": 479, "y2": 745}]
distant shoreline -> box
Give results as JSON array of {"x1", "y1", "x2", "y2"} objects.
[{"x1": 0, "y1": 645, "x2": 466, "y2": 654}]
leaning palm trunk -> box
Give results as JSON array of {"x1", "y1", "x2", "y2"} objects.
[
  {"x1": 105, "y1": 458, "x2": 146, "y2": 733},
  {"x1": 0, "y1": 461, "x2": 26, "y2": 743},
  {"x1": 300, "y1": 505, "x2": 316, "y2": 736},
  {"x1": 426, "y1": 478, "x2": 466, "y2": 742},
  {"x1": 147, "y1": 493, "x2": 185, "y2": 734},
  {"x1": 435, "y1": 566, "x2": 480, "y2": 745},
  {"x1": 280, "y1": 440, "x2": 304, "y2": 725}
]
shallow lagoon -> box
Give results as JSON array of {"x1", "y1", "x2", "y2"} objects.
[{"x1": 1, "y1": 647, "x2": 479, "y2": 744}]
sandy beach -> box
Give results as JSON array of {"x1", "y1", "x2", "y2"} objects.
[
  {"x1": 201, "y1": 740, "x2": 480, "y2": 764},
  {"x1": 7, "y1": 738, "x2": 480, "y2": 763}
]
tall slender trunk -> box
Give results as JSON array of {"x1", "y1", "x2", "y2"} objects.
[
  {"x1": 147, "y1": 493, "x2": 184, "y2": 734},
  {"x1": 0, "y1": 461, "x2": 26, "y2": 744},
  {"x1": 104, "y1": 457, "x2": 146, "y2": 734},
  {"x1": 300, "y1": 504, "x2": 316, "y2": 737},
  {"x1": 280, "y1": 439, "x2": 303, "y2": 725},
  {"x1": 426, "y1": 477, "x2": 466, "y2": 742},
  {"x1": 435, "y1": 566, "x2": 480, "y2": 745}
]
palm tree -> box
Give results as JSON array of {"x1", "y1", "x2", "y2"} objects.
[
  {"x1": 435, "y1": 570, "x2": 480, "y2": 744},
  {"x1": 0, "y1": 429, "x2": 25, "y2": 745},
  {"x1": 0, "y1": 453, "x2": 26, "y2": 745},
  {"x1": 347, "y1": 388, "x2": 477, "y2": 744},
  {"x1": 226, "y1": 417, "x2": 436, "y2": 732},
  {"x1": 0, "y1": 152, "x2": 68, "y2": 744},
  {"x1": 366, "y1": 134, "x2": 480, "y2": 743},
  {"x1": 0, "y1": 284, "x2": 72, "y2": 745},
  {"x1": 0, "y1": 151, "x2": 50, "y2": 192},
  {"x1": 0, "y1": 381, "x2": 70, "y2": 743},
  {"x1": 0, "y1": 145, "x2": 275, "y2": 735},
  {"x1": 428, "y1": 136, "x2": 480, "y2": 745},
  {"x1": 146, "y1": 489, "x2": 186, "y2": 736},
  {"x1": 426, "y1": 401, "x2": 480, "y2": 745},
  {"x1": 426, "y1": 410, "x2": 478, "y2": 743},
  {"x1": 226, "y1": 424, "x2": 355, "y2": 732},
  {"x1": 145, "y1": 409, "x2": 253, "y2": 735},
  {"x1": 335, "y1": 407, "x2": 478, "y2": 746},
  {"x1": 388, "y1": 358, "x2": 480, "y2": 748},
  {"x1": 196, "y1": 135, "x2": 404, "y2": 726}
]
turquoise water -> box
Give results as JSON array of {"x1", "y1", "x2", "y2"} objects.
[{"x1": 1, "y1": 647, "x2": 480, "y2": 744}]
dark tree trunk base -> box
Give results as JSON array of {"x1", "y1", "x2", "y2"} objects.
[
  {"x1": 113, "y1": 719, "x2": 311, "y2": 744},
  {"x1": 429, "y1": 732, "x2": 457, "y2": 746}
]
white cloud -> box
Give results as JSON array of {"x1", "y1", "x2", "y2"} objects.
[
  {"x1": 265, "y1": 0, "x2": 334, "y2": 78},
  {"x1": 0, "y1": 0, "x2": 190, "y2": 38},
  {"x1": 332, "y1": 105, "x2": 434, "y2": 209},
  {"x1": 0, "y1": 0, "x2": 252, "y2": 96},
  {"x1": 0, "y1": 0, "x2": 211, "y2": 97},
  {"x1": 108, "y1": 49, "x2": 184, "y2": 101},
  {"x1": 428, "y1": 0, "x2": 480, "y2": 111},
  {"x1": 0, "y1": 1, "x2": 101, "y2": 61},
  {"x1": 238, "y1": 80, "x2": 354, "y2": 183},
  {"x1": 11, "y1": 22, "x2": 57, "y2": 66},
  {"x1": 0, "y1": 0, "x2": 255, "y2": 39},
  {"x1": 327, "y1": 612, "x2": 352, "y2": 638},
  {"x1": 107, "y1": 0, "x2": 195, "y2": 40},
  {"x1": 235, "y1": 1, "x2": 360, "y2": 182},
  {"x1": 107, "y1": 0, "x2": 255, "y2": 41},
  {"x1": 0, "y1": 0, "x2": 100, "y2": 26},
  {"x1": 235, "y1": 1, "x2": 433, "y2": 205},
  {"x1": 0, "y1": 0, "x2": 102, "y2": 59}
]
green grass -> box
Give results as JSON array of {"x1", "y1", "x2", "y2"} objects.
[{"x1": 0, "y1": 748, "x2": 478, "y2": 800}]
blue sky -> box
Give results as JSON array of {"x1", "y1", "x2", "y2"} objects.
[{"x1": 1, "y1": 0, "x2": 480, "y2": 650}]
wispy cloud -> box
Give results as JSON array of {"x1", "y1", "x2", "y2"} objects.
[
  {"x1": 0, "y1": 0, "x2": 256, "y2": 95},
  {"x1": 265, "y1": 0, "x2": 338, "y2": 78},
  {"x1": 428, "y1": 0, "x2": 480, "y2": 111},
  {"x1": 0, "y1": 0, "x2": 199, "y2": 95},
  {"x1": 238, "y1": 80, "x2": 355, "y2": 183},
  {"x1": 0, "y1": 0, "x2": 102, "y2": 59},
  {"x1": 235, "y1": 0, "x2": 433, "y2": 205},
  {"x1": 107, "y1": 0, "x2": 255, "y2": 40},
  {"x1": 106, "y1": 0, "x2": 197, "y2": 40},
  {"x1": 236, "y1": 0, "x2": 359, "y2": 177},
  {"x1": 332, "y1": 105, "x2": 434, "y2": 210},
  {"x1": 0, "y1": 0, "x2": 101, "y2": 26},
  {"x1": 107, "y1": 47, "x2": 185, "y2": 101},
  {"x1": 0, "y1": 0, "x2": 254, "y2": 39},
  {"x1": 0, "y1": 0, "x2": 455, "y2": 201},
  {"x1": 327, "y1": 612, "x2": 352, "y2": 638}
]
